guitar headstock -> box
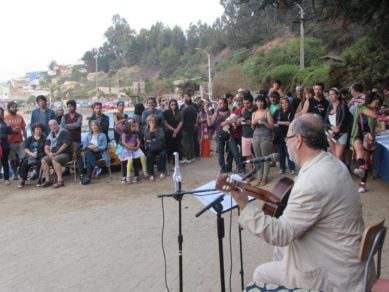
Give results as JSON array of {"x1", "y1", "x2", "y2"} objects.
[{"x1": 216, "y1": 173, "x2": 237, "y2": 192}]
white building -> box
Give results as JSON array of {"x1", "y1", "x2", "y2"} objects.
[{"x1": 0, "y1": 83, "x2": 10, "y2": 100}]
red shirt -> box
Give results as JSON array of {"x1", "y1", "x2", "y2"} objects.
[{"x1": 4, "y1": 113, "x2": 26, "y2": 143}]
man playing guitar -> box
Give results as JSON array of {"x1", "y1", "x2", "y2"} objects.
[{"x1": 227, "y1": 114, "x2": 366, "y2": 291}]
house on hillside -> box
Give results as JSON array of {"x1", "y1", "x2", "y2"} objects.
[{"x1": 0, "y1": 83, "x2": 10, "y2": 100}]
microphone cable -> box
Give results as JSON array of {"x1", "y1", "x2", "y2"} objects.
[{"x1": 160, "y1": 196, "x2": 170, "y2": 292}]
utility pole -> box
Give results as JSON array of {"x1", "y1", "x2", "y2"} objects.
[
  {"x1": 295, "y1": 3, "x2": 305, "y2": 69},
  {"x1": 95, "y1": 48, "x2": 99, "y2": 97},
  {"x1": 195, "y1": 48, "x2": 212, "y2": 101}
]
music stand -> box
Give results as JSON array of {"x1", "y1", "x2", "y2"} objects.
[{"x1": 194, "y1": 180, "x2": 254, "y2": 292}]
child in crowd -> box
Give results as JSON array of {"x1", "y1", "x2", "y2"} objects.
[{"x1": 119, "y1": 119, "x2": 147, "y2": 183}]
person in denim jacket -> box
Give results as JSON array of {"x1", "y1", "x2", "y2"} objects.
[{"x1": 81, "y1": 120, "x2": 110, "y2": 185}]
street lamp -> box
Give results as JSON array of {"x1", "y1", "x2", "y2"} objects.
[
  {"x1": 295, "y1": 3, "x2": 304, "y2": 69},
  {"x1": 95, "y1": 48, "x2": 99, "y2": 97},
  {"x1": 195, "y1": 48, "x2": 212, "y2": 101}
]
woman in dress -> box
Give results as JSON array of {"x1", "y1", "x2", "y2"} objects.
[
  {"x1": 81, "y1": 120, "x2": 110, "y2": 185},
  {"x1": 163, "y1": 99, "x2": 183, "y2": 163},
  {"x1": 119, "y1": 119, "x2": 147, "y2": 184},
  {"x1": 251, "y1": 95, "x2": 274, "y2": 186}
]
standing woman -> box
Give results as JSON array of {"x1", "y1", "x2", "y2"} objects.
[
  {"x1": 295, "y1": 87, "x2": 314, "y2": 117},
  {"x1": 144, "y1": 114, "x2": 167, "y2": 181},
  {"x1": 273, "y1": 97, "x2": 295, "y2": 174},
  {"x1": 325, "y1": 87, "x2": 352, "y2": 161},
  {"x1": 113, "y1": 101, "x2": 128, "y2": 144},
  {"x1": 81, "y1": 120, "x2": 110, "y2": 185},
  {"x1": 163, "y1": 99, "x2": 183, "y2": 163},
  {"x1": 209, "y1": 97, "x2": 230, "y2": 173},
  {"x1": 0, "y1": 107, "x2": 13, "y2": 185},
  {"x1": 351, "y1": 92, "x2": 381, "y2": 193},
  {"x1": 251, "y1": 95, "x2": 274, "y2": 186}
]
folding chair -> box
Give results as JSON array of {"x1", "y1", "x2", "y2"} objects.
[{"x1": 359, "y1": 219, "x2": 388, "y2": 292}]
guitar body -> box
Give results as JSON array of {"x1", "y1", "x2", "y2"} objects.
[
  {"x1": 216, "y1": 175, "x2": 294, "y2": 218},
  {"x1": 261, "y1": 177, "x2": 294, "y2": 218}
]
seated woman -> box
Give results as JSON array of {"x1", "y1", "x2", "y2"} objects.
[
  {"x1": 81, "y1": 120, "x2": 110, "y2": 185},
  {"x1": 18, "y1": 123, "x2": 46, "y2": 188},
  {"x1": 144, "y1": 114, "x2": 167, "y2": 181},
  {"x1": 119, "y1": 119, "x2": 147, "y2": 184}
]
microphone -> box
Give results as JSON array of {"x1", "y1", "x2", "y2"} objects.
[{"x1": 241, "y1": 153, "x2": 279, "y2": 164}]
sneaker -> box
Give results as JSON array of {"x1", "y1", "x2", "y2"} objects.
[
  {"x1": 159, "y1": 173, "x2": 166, "y2": 179},
  {"x1": 143, "y1": 171, "x2": 149, "y2": 178},
  {"x1": 81, "y1": 178, "x2": 91, "y2": 185},
  {"x1": 126, "y1": 176, "x2": 132, "y2": 184},
  {"x1": 4, "y1": 180, "x2": 10, "y2": 185},
  {"x1": 149, "y1": 176, "x2": 155, "y2": 182},
  {"x1": 290, "y1": 170, "x2": 296, "y2": 175},
  {"x1": 179, "y1": 159, "x2": 190, "y2": 164},
  {"x1": 354, "y1": 166, "x2": 366, "y2": 178},
  {"x1": 358, "y1": 182, "x2": 366, "y2": 193},
  {"x1": 132, "y1": 176, "x2": 139, "y2": 183},
  {"x1": 95, "y1": 167, "x2": 102, "y2": 176},
  {"x1": 121, "y1": 177, "x2": 127, "y2": 184},
  {"x1": 278, "y1": 169, "x2": 285, "y2": 174},
  {"x1": 17, "y1": 181, "x2": 25, "y2": 188}
]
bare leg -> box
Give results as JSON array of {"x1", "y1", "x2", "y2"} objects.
[{"x1": 52, "y1": 160, "x2": 63, "y2": 182}]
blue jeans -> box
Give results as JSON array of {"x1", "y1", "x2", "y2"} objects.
[
  {"x1": 146, "y1": 148, "x2": 166, "y2": 175},
  {"x1": 217, "y1": 136, "x2": 229, "y2": 173},
  {"x1": 84, "y1": 148, "x2": 102, "y2": 178},
  {"x1": 276, "y1": 141, "x2": 295, "y2": 172},
  {"x1": 227, "y1": 136, "x2": 244, "y2": 172}
]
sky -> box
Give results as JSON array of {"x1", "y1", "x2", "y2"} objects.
[{"x1": 0, "y1": 0, "x2": 224, "y2": 83}]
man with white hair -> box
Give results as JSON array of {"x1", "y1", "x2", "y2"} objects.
[{"x1": 40, "y1": 120, "x2": 71, "y2": 188}]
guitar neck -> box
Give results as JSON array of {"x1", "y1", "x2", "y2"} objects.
[{"x1": 237, "y1": 181, "x2": 281, "y2": 204}]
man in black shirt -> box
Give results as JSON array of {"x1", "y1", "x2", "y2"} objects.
[{"x1": 180, "y1": 93, "x2": 198, "y2": 163}]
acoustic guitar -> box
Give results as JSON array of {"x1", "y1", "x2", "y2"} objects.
[{"x1": 216, "y1": 174, "x2": 294, "y2": 218}]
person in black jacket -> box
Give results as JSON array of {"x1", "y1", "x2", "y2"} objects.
[
  {"x1": 324, "y1": 88, "x2": 353, "y2": 162},
  {"x1": 88, "y1": 102, "x2": 109, "y2": 141}
]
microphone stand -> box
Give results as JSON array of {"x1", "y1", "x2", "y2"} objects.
[{"x1": 172, "y1": 152, "x2": 183, "y2": 292}]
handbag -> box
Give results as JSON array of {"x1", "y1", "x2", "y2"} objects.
[
  {"x1": 115, "y1": 144, "x2": 124, "y2": 156},
  {"x1": 147, "y1": 139, "x2": 164, "y2": 152},
  {"x1": 359, "y1": 114, "x2": 376, "y2": 152},
  {"x1": 362, "y1": 132, "x2": 376, "y2": 152}
]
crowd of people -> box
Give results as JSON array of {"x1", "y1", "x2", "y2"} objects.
[{"x1": 0, "y1": 80, "x2": 388, "y2": 192}]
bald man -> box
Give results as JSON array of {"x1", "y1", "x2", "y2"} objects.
[{"x1": 230, "y1": 114, "x2": 366, "y2": 291}]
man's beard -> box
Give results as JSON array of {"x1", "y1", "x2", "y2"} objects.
[{"x1": 9, "y1": 109, "x2": 17, "y2": 115}]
